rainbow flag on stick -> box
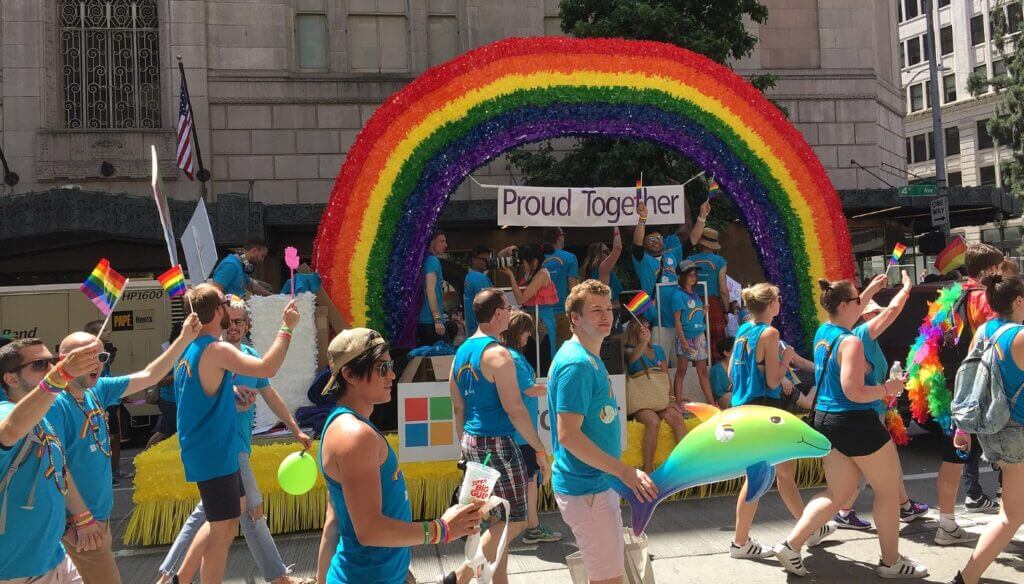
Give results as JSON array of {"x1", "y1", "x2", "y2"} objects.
[
  {"x1": 80, "y1": 259, "x2": 127, "y2": 316},
  {"x1": 635, "y1": 177, "x2": 643, "y2": 203},
  {"x1": 935, "y1": 236, "x2": 967, "y2": 274},
  {"x1": 626, "y1": 291, "x2": 653, "y2": 315},
  {"x1": 157, "y1": 265, "x2": 187, "y2": 298},
  {"x1": 707, "y1": 177, "x2": 721, "y2": 200},
  {"x1": 889, "y1": 242, "x2": 907, "y2": 266}
]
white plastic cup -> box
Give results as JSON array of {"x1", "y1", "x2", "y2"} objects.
[{"x1": 458, "y1": 461, "x2": 501, "y2": 506}]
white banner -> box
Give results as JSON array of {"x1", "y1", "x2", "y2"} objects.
[{"x1": 497, "y1": 185, "x2": 686, "y2": 227}]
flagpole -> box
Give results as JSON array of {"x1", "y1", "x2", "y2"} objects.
[
  {"x1": 177, "y1": 56, "x2": 209, "y2": 196},
  {"x1": 99, "y1": 278, "x2": 130, "y2": 337}
]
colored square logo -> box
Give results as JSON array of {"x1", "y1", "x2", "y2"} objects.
[
  {"x1": 429, "y1": 421, "x2": 454, "y2": 446},
  {"x1": 405, "y1": 397, "x2": 428, "y2": 422},
  {"x1": 405, "y1": 423, "x2": 429, "y2": 447},
  {"x1": 429, "y1": 396, "x2": 452, "y2": 421}
]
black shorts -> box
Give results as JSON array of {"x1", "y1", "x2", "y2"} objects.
[
  {"x1": 746, "y1": 396, "x2": 787, "y2": 409},
  {"x1": 941, "y1": 430, "x2": 983, "y2": 464},
  {"x1": 814, "y1": 409, "x2": 890, "y2": 457},
  {"x1": 517, "y1": 443, "x2": 540, "y2": 479},
  {"x1": 197, "y1": 471, "x2": 246, "y2": 522},
  {"x1": 105, "y1": 405, "x2": 122, "y2": 436},
  {"x1": 156, "y1": 399, "x2": 177, "y2": 436}
]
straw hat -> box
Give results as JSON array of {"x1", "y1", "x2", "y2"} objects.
[{"x1": 698, "y1": 228, "x2": 721, "y2": 250}]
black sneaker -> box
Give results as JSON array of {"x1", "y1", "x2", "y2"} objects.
[
  {"x1": 947, "y1": 571, "x2": 965, "y2": 584},
  {"x1": 965, "y1": 494, "x2": 1000, "y2": 513}
]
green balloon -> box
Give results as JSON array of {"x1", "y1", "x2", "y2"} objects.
[{"x1": 278, "y1": 451, "x2": 317, "y2": 495}]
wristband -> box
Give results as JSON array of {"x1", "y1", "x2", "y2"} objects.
[
  {"x1": 54, "y1": 363, "x2": 75, "y2": 382},
  {"x1": 72, "y1": 510, "x2": 92, "y2": 522},
  {"x1": 39, "y1": 379, "x2": 64, "y2": 396},
  {"x1": 280, "y1": 325, "x2": 293, "y2": 334},
  {"x1": 76, "y1": 518, "x2": 98, "y2": 531},
  {"x1": 438, "y1": 517, "x2": 450, "y2": 544},
  {"x1": 277, "y1": 331, "x2": 292, "y2": 342},
  {"x1": 43, "y1": 370, "x2": 69, "y2": 388},
  {"x1": 697, "y1": 216, "x2": 707, "y2": 222},
  {"x1": 422, "y1": 521, "x2": 431, "y2": 545},
  {"x1": 73, "y1": 511, "x2": 94, "y2": 527},
  {"x1": 954, "y1": 428, "x2": 968, "y2": 437}
]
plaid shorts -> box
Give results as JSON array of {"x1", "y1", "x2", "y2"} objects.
[{"x1": 461, "y1": 434, "x2": 529, "y2": 522}]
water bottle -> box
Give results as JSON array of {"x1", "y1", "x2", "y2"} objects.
[{"x1": 886, "y1": 361, "x2": 904, "y2": 407}]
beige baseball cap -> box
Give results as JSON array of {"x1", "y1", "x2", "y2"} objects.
[{"x1": 323, "y1": 328, "x2": 386, "y2": 394}]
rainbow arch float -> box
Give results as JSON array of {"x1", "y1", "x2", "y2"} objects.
[{"x1": 313, "y1": 37, "x2": 855, "y2": 350}]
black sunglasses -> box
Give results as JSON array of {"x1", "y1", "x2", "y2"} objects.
[
  {"x1": 230, "y1": 318, "x2": 248, "y2": 327},
  {"x1": 844, "y1": 297, "x2": 862, "y2": 305},
  {"x1": 376, "y1": 360, "x2": 395, "y2": 378},
  {"x1": 15, "y1": 357, "x2": 59, "y2": 373}
]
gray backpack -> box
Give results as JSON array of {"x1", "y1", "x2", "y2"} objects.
[{"x1": 951, "y1": 323, "x2": 1022, "y2": 435}]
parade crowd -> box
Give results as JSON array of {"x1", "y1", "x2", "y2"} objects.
[{"x1": 1, "y1": 208, "x2": 1023, "y2": 584}]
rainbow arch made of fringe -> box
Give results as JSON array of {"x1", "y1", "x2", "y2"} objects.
[{"x1": 312, "y1": 37, "x2": 855, "y2": 350}]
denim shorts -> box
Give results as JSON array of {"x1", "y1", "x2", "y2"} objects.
[{"x1": 979, "y1": 419, "x2": 1024, "y2": 465}]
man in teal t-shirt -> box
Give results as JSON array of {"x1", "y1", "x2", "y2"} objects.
[
  {"x1": 418, "y1": 231, "x2": 455, "y2": 346},
  {"x1": 542, "y1": 227, "x2": 580, "y2": 349},
  {"x1": 548, "y1": 280, "x2": 657, "y2": 582},
  {"x1": 0, "y1": 337, "x2": 103, "y2": 582},
  {"x1": 632, "y1": 203, "x2": 680, "y2": 367},
  {"x1": 463, "y1": 246, "x2": 494, "y2": 336},
  {"x1": 51, "y1": 318, "x2": 199, "y2": 583}
]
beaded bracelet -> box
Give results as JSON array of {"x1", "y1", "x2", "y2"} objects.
[{"x1": 422, "y1": 521, "x2": 431, "y2": 545}]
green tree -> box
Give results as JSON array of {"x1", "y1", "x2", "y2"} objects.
[
  {"x1": 507, "y1": 0, "x2": 774, "y2": 227},
  {"x1": 968, "y1": 1, "x2": 1023, "y2": 196}
]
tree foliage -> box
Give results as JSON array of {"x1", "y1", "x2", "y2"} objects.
[
  {"x1": 969, "y1": 1, "x2": 1023, "y2": 196},
  {"x1": 507, "y1": 0, "x2": 774, "y2": 226}
]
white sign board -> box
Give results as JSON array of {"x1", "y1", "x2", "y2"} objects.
[
  {"x1": 930, "y1": 197, "x2": 949, "y2": 228},
  {"x1": 180, "y1": 198, "x2": 219, "y2": 285},
  {"x1": 497, "y1": 185, "x2": 685, "y2": 227},
  {"x1": 397, "y1": 375, "x2": 629, "y2": 462}
]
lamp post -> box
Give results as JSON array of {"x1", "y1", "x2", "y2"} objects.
[{"x1": 922, "y1": 0, "x2": 950, "y2": 241}]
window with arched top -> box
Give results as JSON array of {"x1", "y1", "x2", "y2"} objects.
[{"x1": 59, "y1": 0, "x2": 161, "y2": 129}]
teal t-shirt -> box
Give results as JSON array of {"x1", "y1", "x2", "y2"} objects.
[
  {"x1": 626, "y1": 344, "x2": 667, "y2": 375},
  {"x1": 544, "y1": 249, "x2": 580, "y2": 314},
  {"x1": 710, "y1": 361, "x2": 730, "y2": 399},
  {"x1": 0, "y1": 403, "x2": 68, "y2": 579},
  {"x1": 631, "y1": 251, "x2": 678, "y2": 326},
  {"x1": 233, "y1": 344, "x2": 271, "y2": 455},
  {"x1": 509, "y1": 349, "x2": 539, "y2": 446},
  {"x1": 418, "y1": 254, "x2": 444, "y2": 324},
  {"x1": 211, "y1": 254, "x2": 250, "y2": 297},
  {"x1": 50, "y1": 375, "x2": 129, "y2": 521},
  {"x1": 671, "y1": 288, "x2": 707, "y2": 338},
  {"x1": 548, "y1": 340, "x2": 621, "y2": 496},
  {"x1": 853, "y1": 323, "x2": 887, "y2": 415},
  {"x1": 688, "y1": 252, "x2": 727, "y2": 297},
  {"x1": 463, "y1": 270, "x2": 493, "y2": 335}
]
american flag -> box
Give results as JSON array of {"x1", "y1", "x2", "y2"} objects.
[{"x1": 176, "y1": 79, "x2": 195, "y2": 181}]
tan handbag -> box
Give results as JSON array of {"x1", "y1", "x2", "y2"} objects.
[
  {"x1": 567, "y1": 528, "x2": 656, "y2": 583},
  {"x1": 625, "y1": 354, "x2": 671, "y2": 415}
]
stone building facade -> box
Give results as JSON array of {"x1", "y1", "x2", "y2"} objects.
[{"x1": 1, "y1": 0, "x2": 904, "y2": 207}]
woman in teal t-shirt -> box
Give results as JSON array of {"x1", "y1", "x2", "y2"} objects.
[
  {"x1": 317, "y1": 328, "x2": 483, "y2": 584},
  {"x1": 672, "y1": 261, "x2": 714, "y2": 405},
  {"x1": 622, "y1": 315, "x2": 688, "y2": 473},
  {"x1": 581, "y1": 228, "x2": 624, "y2": 307}
]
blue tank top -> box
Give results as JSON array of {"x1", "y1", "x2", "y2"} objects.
[
  {"x1": 453, "y1": 335, "x2": 516, "y2": 437},
  {"x1": 320, "y1": 406, "x2": 411, "y2": 584},
  {"x1": 626, "y1": 344, "x2": 667, "y2": 375},
  {"x1": 174, "y1": 335, "x2": 239, "y2": 482},
  {"x1": 813, "y1": 322, "x2": 875, "y2": 413},
  {"x1": 982, "y1": 319, "x2": 1024, "y2": 425},
  {"x1": 730, "y1": 321, "x2": 782, "y2": 405}
]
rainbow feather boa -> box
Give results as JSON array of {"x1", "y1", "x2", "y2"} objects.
[{"x1": 894, "y1": 283, "x2": 964, "y2": 441}]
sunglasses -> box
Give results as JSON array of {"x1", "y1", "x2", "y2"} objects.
[
  {"x1": 376, "y1": 360, "x2": 395, "y2": 378},
  {"x1": 843, "y1": 297, "x2": 862, "y2": 305},
  {"x1": 230, "y1": 318, "x2": 248, "y2": 327},
  {"x1": 14, "y1": 357, "x2": 59, "y2": 373}
]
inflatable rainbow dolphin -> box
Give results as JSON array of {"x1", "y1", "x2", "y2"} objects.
[{"x1": 611, "y1": 404, "x2": 831, "y2": 536}]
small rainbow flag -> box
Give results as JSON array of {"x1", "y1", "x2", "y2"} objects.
[
  {"x1": 157, "y1": 265, "x2": 187, "y2": 298},
  {"x1": 707, "y1": 177, "x2": 721, "y2": 199},
  {"x1": 80, "y1": 259, "x2": 127, "y2": 316},
  {"x1": 635, "y1": 177, "x2": 643, "y2": 202},
  {"x1": 935, "y1": 236, "x2": 967, "y2": 274},
  {"x1": 889, "y1": 242, "x2": 907, "y2": 266},
  {"x1": 626, "y1": 291, "x2": 653, "y2": 314}
]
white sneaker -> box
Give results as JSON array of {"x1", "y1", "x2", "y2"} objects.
[
  {"x1": 805, "y1": 521, "x2": 837, "y2": 547},
  {"x1": 877, "y1": 555, "x2": 929, "y2": 579},
  {"x1": 934, "y1": 525, "x2": 980, "y2": 546},
  {"x1": 729, "y1": 538, "x2": 773, "y2": 559},
  {"x1": 772, "y1": 541, "x2": 808, "y2": 576}
]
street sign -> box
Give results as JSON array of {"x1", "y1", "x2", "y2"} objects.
[
  {"x1": 898, "y1": 183, "x2": 939, "y2": 196},
  {"x1": 930, "y1": 197, "x2": 949, "y2": 228}
]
